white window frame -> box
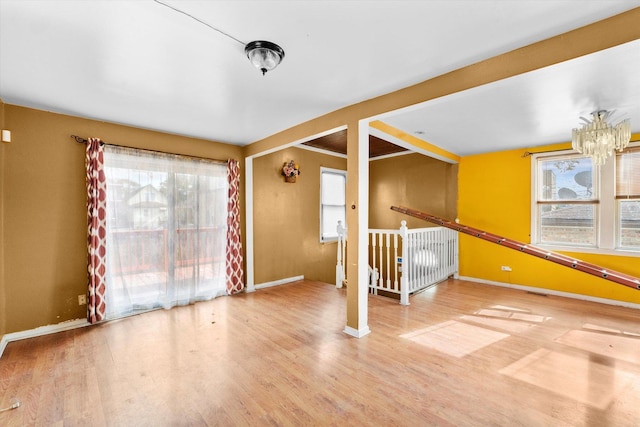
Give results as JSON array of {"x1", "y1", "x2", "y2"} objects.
[
  {"x1": 531, "y1": 142, "x2": 640, "y2": 257},
  {"x1": 616, "y1": 145, "x2": 640, "y2": 251},
  {"x1": 320, "y1": 167, "x2": 346, "y2": 243}
]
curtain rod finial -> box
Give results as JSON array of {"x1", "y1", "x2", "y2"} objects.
[{"x1": 71, "y1": 135, "x2": 87, "y2": 144}]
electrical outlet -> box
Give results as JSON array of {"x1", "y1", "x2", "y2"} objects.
[
  {"x1": 78, "y1": 294, "x2": 86, "y2": 305},
  {"x1": 501, "y1": 266, "x2": 512, "y2": 272}
]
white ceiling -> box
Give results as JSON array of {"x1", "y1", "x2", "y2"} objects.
[
  {"x1": 1, "y1": 0, "x2": 639, "y2": 156},
  {"x1": 383, "y1": 39, "x2": 640, "y2": 156}
]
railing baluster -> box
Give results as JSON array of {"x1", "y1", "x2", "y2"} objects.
[
  {"x1": 385, "y1": 232, "x2": 391, "y2": 290},
  {"x1": 371, "y1": 231, "x2": 377, "y2": 292},
  {"x1": 399, "y1": 221, "x2": 408, "y2": 305},
  {"x1": 378, "y1": 233, "x2": 384, "y2": 289},
  {"x1": 416, "y1": 231, "x2": 422, "y2": 292},
  {"x1": 393, "y1": 232, "x2": 398, "y2": 291},
  {"x1": 336, "y1": 221, "x2": 346, "y2": 288}
]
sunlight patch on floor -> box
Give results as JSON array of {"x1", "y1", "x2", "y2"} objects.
[
  {"x1": 491, "y1": 305, "x2": 530, "y2": 312},
  {"x1": 401, "y1": 320, "x2": 509, "y2": 357},
  {"x1": 459, "y1": 315, "x2": 535, "y2": 334},
  {"x1": 499, "y1": 348, "x2": 635, "y2": 410},
  {"x1": 583, "y1": 323, "x2": 640, "y2": 337},
  {"x1": 475, "y1": 308, "x2": 550, "y2": 323},
  {"x1": 554, "y1": 329, "x2": 640, "y2": 365}
]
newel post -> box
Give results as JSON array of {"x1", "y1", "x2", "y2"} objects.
[{"x1": 399, "y1": 220, "x2": 410, "y2": 305}]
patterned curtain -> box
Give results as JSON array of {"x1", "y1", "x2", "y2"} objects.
[
  {"x1": 86, "y1": 138, "x2": 107, "y2": 323},
  {"x1": 226, "y1": 159, "x2": 244, "y2": 294}
]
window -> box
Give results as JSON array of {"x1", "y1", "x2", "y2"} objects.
[
  {"x1": 616, "y1": 148, "x2": 640, "y2": 249},
  {"x1": 104, "y1": 146, "x2": 228, "y2": 317},
  {"x1": 535, "y1": 155, "x2": 598, "y2": 246},
  {"x1": 532, "y1": 143, "x2": 640, "y2": 254},
  {"x1": 320, "y1": 168, "x2": 346, "y2": 242}
]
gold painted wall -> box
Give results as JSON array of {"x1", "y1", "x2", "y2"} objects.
[
  {"x1": 1, "y1": 104, "x2": 243, "y2": 334},
  {"x1": 0, "y1": 99, "x2": 6, "y2": 335},
  {"x1": 253, "y1": 147, "x2": 346, "y2": 285},
  {"x1": 458, "y1": 145, "x2": 640, "y2": 304},
  {"x1": 369, "y1": 153, "x2": 458, "y2": 229}
]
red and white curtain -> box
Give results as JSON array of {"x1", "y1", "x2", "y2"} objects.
[
  {"x1": 226, "y1": 159, "x2": 244, "y2": 294},
  {"x1": 85, "y1": 137, "x2": 107, "y2": 323}
]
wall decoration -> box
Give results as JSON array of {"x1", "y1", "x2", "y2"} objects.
[{"x1": 282, "y1": 160, "x2": 301, "y2": 183}]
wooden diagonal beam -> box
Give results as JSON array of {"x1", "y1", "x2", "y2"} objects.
[{"x1": 391, "y1": 206, "x2": 640, "y2": 291}]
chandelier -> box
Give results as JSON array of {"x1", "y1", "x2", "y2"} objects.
[{"x1": 572, "y1": 110, "x2": 631, "y2": 165}]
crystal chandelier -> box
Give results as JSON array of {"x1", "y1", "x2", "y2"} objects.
[{"x1": 572, "y1": 110, "x2": 631, "y2": 165}]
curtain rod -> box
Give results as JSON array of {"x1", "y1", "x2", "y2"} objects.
[
  {"x1": 522, "y1": 140, "x2": 640, "y2": 158},
  {"x1": 521, "y1": 148, "x2": 572, "y2": 158},
  {"x1": 70, "y1": 135, "x2": 229, "y2": 164}
]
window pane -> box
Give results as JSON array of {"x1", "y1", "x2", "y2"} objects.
[
  {"x1": 538, "y1": 157, "x2": 595, "y2": 201},
  {"x1": 616, "y1": 149, "x2": 640, "y2": 198},
  {"x1": 321, "y1": 172, "x2": 346, "y2": 205},
  {"x1": 538, "y1": 204, "x2": 596, "y2": 246},
  {"x1": 619, "y1": 200, "x2": 640, "y2": 248},
  {"x1": 320, "y1": 169, "x2": 346, "y2": 241},
  {"x1": 322, "y1": 206, "x2": 345, "y2": 239}
]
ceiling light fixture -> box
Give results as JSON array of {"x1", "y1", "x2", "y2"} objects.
[
  {"x1": 572, "y1": 110, "x2": 631, "y2": 165},
  {"x1": 244, "y1": 41, "x2": 285, "y2": 76},
  {"x1": 154, "y1": 0, "x2": 284, "y2": 76}
]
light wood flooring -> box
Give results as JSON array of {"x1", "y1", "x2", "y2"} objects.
[{"x1": 2, "y1": 279, "x2": 640, "y2": 426}]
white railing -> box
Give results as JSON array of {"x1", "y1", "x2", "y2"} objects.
[
  {"x1": 398, "y1": 222, "x2": 458, "y2": 305},
  {"x1": 336, "y1": 220, "x2": 347, "y2": 289},
  {"x1": 336, "y1": 220, "x2": 458, "y2": 305}
]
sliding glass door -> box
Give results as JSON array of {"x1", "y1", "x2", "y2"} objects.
[{"x1": 104, "y1": 146, "x2": 227, "y2": 317}]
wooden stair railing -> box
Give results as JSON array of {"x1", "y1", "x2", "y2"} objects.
[{"x1": 391, "y1": 206, "x2": 640, "y2": 291}]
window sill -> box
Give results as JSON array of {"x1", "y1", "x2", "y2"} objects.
[
  {"x1": 321, "y1": 238, "x2": 339, "y2": 244},
  {"x1": 533, "y1": 243, "x2": 640, "y2": 258}
]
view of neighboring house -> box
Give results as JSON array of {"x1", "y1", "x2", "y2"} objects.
[{"x1": 127, "y1": 184, "x2": 168, "y2": 229}]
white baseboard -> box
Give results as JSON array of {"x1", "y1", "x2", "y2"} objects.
[
  {"x1": 458, "y1": 275, "x2": 640, "y2": 310},
  {"x1": 343, "y1": 325, "x2": 371, "y2": 338},
  {"x1": 254, "y1": 275, "x2": 304, "y2": 290},
  {"x1": 0, "y1": 318, "x2": 90, "y2": 359},
  {"x1": 1, "y1": 276, "x2": 303, "y2": 358}
]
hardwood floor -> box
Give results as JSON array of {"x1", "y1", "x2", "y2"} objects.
[{"x1": 1, "y1": 279, "x2": 640, "y2": 426}]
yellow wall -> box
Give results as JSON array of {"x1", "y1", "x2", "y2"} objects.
[
  {"x1": 1, "y1": 104, "x2": 243, "y2": 334},
  {"x1": 369, "y1": 153, "x2": 458, "y2": 229},
  {"x1": 458, "y1": 144, "x2": 640, "y2": 304},
  {"x1": 253, "y1": 147, "x2": 346, "y2": 284}
]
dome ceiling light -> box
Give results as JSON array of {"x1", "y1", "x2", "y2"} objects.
[{"x1": 245, "y1": 41, "x2": 285, "y2": 76}]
